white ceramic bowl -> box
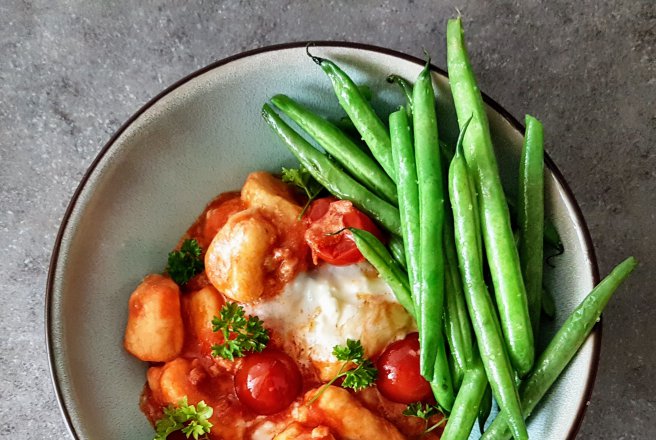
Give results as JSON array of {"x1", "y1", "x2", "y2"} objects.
[{"x1": 46, "y1": 43, "x2": 599, "y2": 439}]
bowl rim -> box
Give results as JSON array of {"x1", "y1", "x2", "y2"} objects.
[{"x1": 45, "y1": 41, "x2": 600, "y2": 440}]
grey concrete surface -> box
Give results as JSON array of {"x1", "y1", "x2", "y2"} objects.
[{"x1": 1, "y1": 0, "x2": 653, "y2": 438}]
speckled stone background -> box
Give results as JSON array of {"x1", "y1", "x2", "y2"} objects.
[{"x1": 1, "y1": 0, "x2": 654, "y2": 438}]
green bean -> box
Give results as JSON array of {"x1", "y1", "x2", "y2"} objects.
[
  {"x1": 478, "y1": 383, "x2": 492, "y2": 433},
  {"x1": 391, "y1": 106, "x2": 457, "y2": 403},
  {"x1": 388, "y1": 234, "x2": 407, "y2": 270},
  {"x1": 331, "y1": 117, "x2": 375, "y2": 158},
  {"x1": 386, "y1": 76, "x2": 460, "y2": 161},
  {"x1": 449, "y1": 136, "x2": 528, "y2": 440},
  {"x1": 441, "y1": 356, "x2": 489, "y2": 440},
  {"x1": 349, "y1": 228, "x2": 416, "y2": 318},
  {"x1": 447, "y1": 17, "x2": 534, "y2": 376},
  {"x1": 386, "y1": 74, "x2": 414, "y2": 120},
  {"x1": 448, "y1": 117, "x2": 483, "y2": 268},
  {"x1": 270, "y1": 94, "x2": 398, "y2": 205},
  {"x1": 481, "y1": 257, "x2": 637, "y2": 440},
  {"x1": 444, "y1": 273, "x2": 464, "y2": 389},
  {"x1": 308, "y1": 50, "x2": 396, "y2": 180},
  {"x1": 541, "y1": 287, "x2": 556, "y2": 320},
  {"x1": 443, "y1": 151, "x2": 469, "y2": 391},
  {"x1": 413, "y1": 64, "x2": 444, "y2": 368},
  {"x1": 389, "y1": 108, "x2": 423, "y2": 331},
  {"x1": 262, "y1": 104, "x2": 401, "y2": 236},
  {"x1": 444, "y1": 213, "x2": 475, "y2": 387},
  {"x1": 447, "y1": 348, "x2": 462, "y2": 393},
  {"x1": 386, "y1": 74, "x2": 457, "y2": 164},
  {"x1": 413, "y1": 61, "x2": 453, "y2": 411},
  {"x1": 518, "y1": 115, "x2": 545, "y2": 338},
  {"x1": 506, "y1": 196, "x2": 562, "y2": 251},
  {"x1": 391, "y1": 106, "x2": 456, "y2": 404}
]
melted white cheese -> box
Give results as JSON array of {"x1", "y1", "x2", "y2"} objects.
[{"x1": 246, "y1": 263, "x2": 415, "y2": 367}]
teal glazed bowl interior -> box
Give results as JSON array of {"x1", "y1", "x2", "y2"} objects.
[{"x1": 47, "y1": 43, "x2": 599, "y2": 440}]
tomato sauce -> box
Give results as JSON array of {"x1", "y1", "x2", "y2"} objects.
[{"x1": 183, "y1": 191, "x2": 245, "y2": 251}]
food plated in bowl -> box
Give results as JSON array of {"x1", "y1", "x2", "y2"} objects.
[{"x1": 47, "y1": 19, "x2": 636, "y2": 440}]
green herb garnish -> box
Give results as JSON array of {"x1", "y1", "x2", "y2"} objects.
[
  {"x1": 281, "y1": 166, "x2": 323, "y2": 217},
  {"x1": 154, "y1": 397, "x2": 213, "y2": 440},
  {"x1": 210, "y1": 302, "x2": 270, "y2": 360},
  {"x1": 403, "y1": 402, "x2": 448, "y2": 435},
  {"x1": 309, "y1": 339, "x2": 377, "y2": 404},
  {"x1": 166, "y1": 239, "x2": 204, "y2": 286}
]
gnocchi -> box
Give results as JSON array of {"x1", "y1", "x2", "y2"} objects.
[{"x1": 124, "y1": 274, "x2": 183, "y2": 362}]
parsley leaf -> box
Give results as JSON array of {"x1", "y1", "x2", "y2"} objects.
[
  {"x1": 341, "y1": 358, "x2": 377, "y2": 391},
  {"x1": 333, "y1": 338, "x2": 365, "y2": 362},
  {"x1": 166, "y1": 239, "x2": 204, "y2": 286},
  {"x1": 210, "y1": 302, "x2": 270, "y2": 360},
  {"x1": 403, "y1": 402, "x2": 441, "y2": 419},
  {"x1": 403, "y1": 402, "x2": 448, "y2": 435},
  {"x1": 332, "y1": 339, "x2": 377, "y2": 391},
  {"x1": 154, "y1": 397, "x2": 213, "y2": 440},
  {"x1": 281, "y1": 166, "x2": 323, "y2": 217},
  {"x1": 308, "y1": 339, "x2": 377, "y2": 404}
]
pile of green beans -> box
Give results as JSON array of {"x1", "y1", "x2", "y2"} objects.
[
  {"x1": 449, "y1": 126, "x2": 528, "y2": 440},
  {"x1": 447, "y1": 17, "x2": 535, "y2": 379},
  {"x1": 262, "y1": 19, "x2": 636, "y2": 440},
  {"x1": 481, "y1": 257, "x2": 637, "y2": 439},
  {"x1": 270, "y1": 94, "x2": 398, "y2": 205},
  {"x1": 307, "y1": 50, "x2": 397, "y2": 181}
]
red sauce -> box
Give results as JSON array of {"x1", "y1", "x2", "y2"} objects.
[{"x1": 184, "y1": 191, "x2": 245, "y2": 250}]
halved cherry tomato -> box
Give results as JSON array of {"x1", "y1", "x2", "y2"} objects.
[
  {"x1": 234, "y1": 349, "x2": 302, "y2": 415},
  {"x1": 376, "y1": 333, "x2": 433, "y2": 404},
  {"x1": 304, "y1": 198, "x2": 384, "y2": 266}
]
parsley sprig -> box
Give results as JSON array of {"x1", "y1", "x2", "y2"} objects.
[
  {"x1": 154, "y1": 397, "x2": 213, "y2": 440},
  {"x1": 281, "y1": 166, "x2": 323, "y2": 217},
  {"x1": 211, "y1": 302, "x2": 270, "y2": 360},
  {"x1": 403, "y1": 402, "x2": 448, "y2": 436},
  {"x1": 166, "y1": 239, "x2": 204, "y2": 286},
  {"x1": 309, "y1": 339, "x2": 377, "y2": 404}
]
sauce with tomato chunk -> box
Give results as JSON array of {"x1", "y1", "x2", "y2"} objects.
[
  {"x1": 304, "y1": 197, "x2": 385, "y2": 266},
  {"x1": 185, "y1": 191, "x2": 245, "y2": 251}
]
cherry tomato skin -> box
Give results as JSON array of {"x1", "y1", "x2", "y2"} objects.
[
  {"x1": 376, "y1": 333, "x2": 433, "y2": 404},
  {"x1": 304, "y1": 196, "x2": 336, "y2": 223},
  {"x1": 234, "y1": 349, "x2": 302, "y2": 415},
  {"x1": 304, "y1": 198, "x2": 384, "y2": 266}
]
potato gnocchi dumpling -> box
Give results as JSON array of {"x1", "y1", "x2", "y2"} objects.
[{"x1": 123, "y1": 274, "x2": 183, "y2": 362}]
